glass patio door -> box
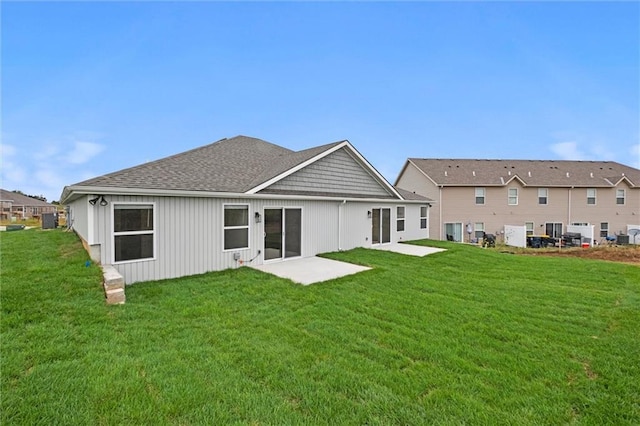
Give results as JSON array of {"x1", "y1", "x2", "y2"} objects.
[
  {"x1": 372, "y1": 208, "x2": 391, "y2": 245},
  {"x1": 264, "y1": 208, "x2": 302, "y2": 261}
]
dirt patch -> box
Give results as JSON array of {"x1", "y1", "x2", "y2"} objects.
[{"x1": 515, "y1": 245, "x2": 640, "y2": 265}]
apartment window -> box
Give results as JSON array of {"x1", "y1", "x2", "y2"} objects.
[
  {"x1": 538, "y1": 188, "x2": 548, "y2": 205},
  {"x1": 600, "y1": 222, "x2": 609, "y2": 238},
  {"x1": 616, "y1": 189, "x2": 625, "y2": 205},
  {"x1": 587, "y1": 188, "x2": 596, "y2": 205},
  {"x1": 224, "y1": 205, "x2": 249, "y2": 250},
  {"x1": 114, "y1": 204, "x2": 154, "y2": 262},
  {"x1": 508, "y1": 188, "x2": 518, "y2": 205},
  {"x1": 475, "y1": 188, "x2": 485, "y2": 205},
  {"x1": 396, "y1": 206, "x2": 405, "y2": 232},
  {"x1": 474, "y1": 222, "x2": 484, "y2": 240},
  {"x1": 525, "y1": 222, "x2": 534, "y2": 236},
  {"x1": 419, "y1": 206, "x2": 427, "y2": 229}
]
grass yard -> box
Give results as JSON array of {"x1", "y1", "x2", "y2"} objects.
[{"x1": 2, "y1": 230, "x2": 639, "y2": 424}]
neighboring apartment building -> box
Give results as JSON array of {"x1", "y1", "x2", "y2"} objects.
[
  {"x1": 395, "y1": 159, "x2": 640, "y2": 243},
  {"x1": 0, "y1": 189, "x2": 57, "y2": 221}
]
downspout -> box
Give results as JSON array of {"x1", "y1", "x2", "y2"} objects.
[
  {"x1": 568, "y1": 187, "x2": 573, "y2": 228},
  {"x1": 338, "y1": 200, "x2": 346, "y2": 251},
  {"x1": 439, "y1": 185, "x2": 443, "y2": 240}
]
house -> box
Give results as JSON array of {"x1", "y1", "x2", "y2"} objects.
[
  {"x1": 394, "y1": 158, "x2": 640, "y2": 243},
  {"x1": 60, "y1": 136, "x2": 431, "y2": 284},
  {"x1": 0, "y1": 189, "x2": 58, "y2": 221}
]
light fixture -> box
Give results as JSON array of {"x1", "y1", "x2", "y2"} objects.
[
  {"x1": 89, "y1": 195, "x2": 108, "y2": 206},
  {"x1": 254, "y1": 212, "x2": 261, "y2": 223},
  {"x1": 367, "y1": 210, "x2": 372, "y2": 219}
]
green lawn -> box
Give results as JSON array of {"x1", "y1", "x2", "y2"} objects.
[{"x1": 2, "y1": 229, "x2": 639, "y2": 424}]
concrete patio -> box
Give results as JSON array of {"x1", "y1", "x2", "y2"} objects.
[{"x1": 251, "y1": 244, "x2": 446, "y2": 285}]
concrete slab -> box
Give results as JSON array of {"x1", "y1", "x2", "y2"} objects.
[
  {"x1": 251, "y1": 256, "x2": 371, "y2": 285},
  {"x1": 371, "y1": 243, "x2": 447, "y2": 257}
]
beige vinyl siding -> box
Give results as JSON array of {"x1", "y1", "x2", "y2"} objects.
[
  {"x1": 395, "y1": 162, "x2": 440, "y2": 238},
  {"x1": 263, "y1": 148, "x2": 394, "y2": 198}
]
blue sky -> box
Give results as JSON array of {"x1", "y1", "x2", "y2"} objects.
[{"x1": 2, "y1": 2, "x2": 639, "y2": 202}]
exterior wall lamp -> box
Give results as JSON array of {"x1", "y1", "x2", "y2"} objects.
[
  {"x1": 89, "y1": 195, "x2": 108, "y2": 206},
  {"x1": 255, "y1": 212, "x2": 262, "y2": 223},
  {"x1": 367, "y1": 210, "x2": 372, "y2": 219}
]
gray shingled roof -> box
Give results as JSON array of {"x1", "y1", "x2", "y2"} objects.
[
  {"x1": 62, "y1": 136, "x2": 395, "y2": 202},
  {"x1": 68, "y1": 136, "x2": 294, "y2": 194},
  {"x1": 406, "y1": 159, "x2": 640, "y2": 187},
  {"x1": 0, "y1": 189, "x2": 56, "y2": 207},
  {"x1": 395, "y1": 187, "x2": 432, "y2": 201}
]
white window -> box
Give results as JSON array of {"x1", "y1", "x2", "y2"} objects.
[
  {"x1": 587, "y1": 188, "x2": 596, "y2": 205},
  {"x1": 474, "y1": 222, "x2": 484, "y2": 239},
  {"x1": 616, "y1": 189, "x2": 625, "y2": 205},
  {"x1": 508, "y1": 188, "x2": 518, "y2": 205},
  {"x1": 538, "y1": 188, "x2": 548, "y2": 205},
  {"x1": 475, "y1": 188, "x2": 485, "y2": 205},
  {"x1": 396, "y1": 206, "x2": 405, "y2": 232},
  {"x1": 600, "y1": 222, "x2": 609, "y2": 238},
  {"x1": 419, "y1": 206, "x2": 428, "y2": 229},
  {"x1": 224, "y1": 205, "x2": 249, "y2": 250},
  {"x1": 114, "y1": 204, "x2": 154, "y2": 263},
  {"x1": 525, "y1": 222, "x2": 534, "y2": 236}
]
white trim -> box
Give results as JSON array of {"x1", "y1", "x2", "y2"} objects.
[
  {"x1": 263, "y1": 206, "x2": 303, "y2": 262},
  {"x1": 396, "y1": 205, "x2": 406, "y2": 233},
  {"x1": 223, "y1": 203, "x2": 251, "y2": 252},
  {"x1": 62, "y1": 185, "x2": 424, "y2": 204},
  {"x1": 112, "y1": 202, "x2": 156, "y2": 265}
]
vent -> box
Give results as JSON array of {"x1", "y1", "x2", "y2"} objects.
[
  {"x1": 566, "y1": 172, "x2": 570, "y2": 178},
  {"x1": 528, "y1": 171, "x2": 531, "y2": 177},
  {"x1": 472, "y1": 171, "x2": 476, "y2": 176},
  {"x1": 444, "y1": 171, "x2": 448, "y2": 177},
  {"x1": 590, "y1": 172, "x2": 594, "y2": 178}
]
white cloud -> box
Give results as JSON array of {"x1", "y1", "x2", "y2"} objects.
[
  {"x1": 0, "y1": 143, "x2": 17, "y2": 158},
  {"x1": 549, "y1": 141, "x2": 586, "y2": 160},
  {"x1": 67, "y1": 141, "x2": 105, "y2": 165}
]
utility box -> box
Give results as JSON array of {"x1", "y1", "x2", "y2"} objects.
[
  {"x1": 616, "y1": 235, "x2": 629, "y2": 245},
  {"x1": 42, "y1": 213, "x2": 58, "y2": 229}
]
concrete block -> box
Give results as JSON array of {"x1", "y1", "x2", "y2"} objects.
[
  {"x1": 105, "y1": 288, "x2": 126, "y2": 305},
  {"x1": 102, "y1": 265, "x2": 124, "y2": 291}
]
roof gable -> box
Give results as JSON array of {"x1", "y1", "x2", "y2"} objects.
[
  {"x1": 0, "y1": 189, "x2": 55, "y2": 207},
  {"x1": 255, "y1": 144, "x2": 398, "y2": 199}
]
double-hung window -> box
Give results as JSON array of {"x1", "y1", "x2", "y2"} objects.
[
  {"x1": 508, "y1": 188, "x2": 518, "y2": 205},
  {"x1": 474, "y1": 222, "x2": 484, "y2": 240},
  {"x1": 600, "y1": 222, "x2": 609, "y2": 238},
  {"x1": 538, "y1": 188, "x2": 548, "y2": 205},
  {"x1": 525, "y1": 222, "x2": 534, "y2": 236},
  {"x1": 114, "y1": 204, "x2": 154, "y2": 262},
  {"x1": 396, "y1": 206, "x2": 405, "y2": 232},
  {"x1": 616, "y1": 189, "x2": 625, "y2": 205},
  {"x1": 587, "y1": 188, "x2": 596, "y2": 205},
  {"x1": 475, "y1": 188, "x2": 485, "y2": 205},
  {"x1": 224, "y1": 205, "x2": 249, "y2": 250},
  {"x1": 419, "y1": 206, "x2": 428, "y2": 229}
]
